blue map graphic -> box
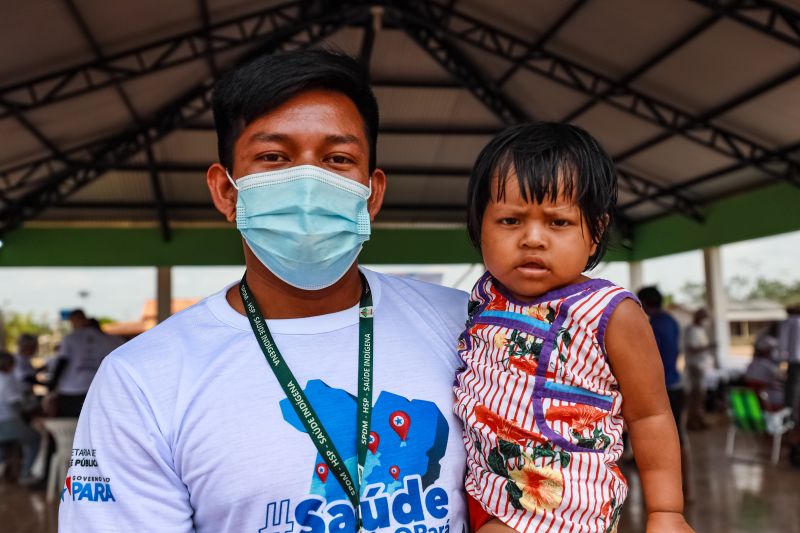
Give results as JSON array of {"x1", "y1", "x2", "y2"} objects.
[{"x1": 280, "y1": 380, "x2": 449, "y2": 503}]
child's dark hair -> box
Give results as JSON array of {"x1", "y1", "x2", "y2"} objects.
[
  {"x1": 466, "y1": 122, "x2": 617, "y2": 271},
  {"x1": 212, "y1": 49, "x2": 379, "y2": 173}
]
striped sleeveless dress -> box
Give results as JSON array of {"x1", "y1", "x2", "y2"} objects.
[{"x1": 454, "y1": 273, "x2": 637, "y2": 532}]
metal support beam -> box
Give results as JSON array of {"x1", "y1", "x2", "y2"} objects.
[
  {"x1": 612, "y1": 63, "x2": 800, "y2": 180},
  {"x1": 389, "y1": 3, "x2": 705, "y2": 221},
  {"x1": 562, "y1": 13, "x2": 720, "y2": 122},
  {"x1": 146, "y1": 146, "x2": 171, "y2": 242},
  {"x1": 619, "y1": 140, "x2": 800, "y2": 213},
  {"x1": 0, "y1": 8, "x2": 360, "y2": 236},
  {"x1": 497, "y1": 0, "x2": 589, "y2": 87},
  {"x1": 198, "y1": 0, "x2": 220, "y2": 78},
  {"x1": 688, "y1": 0, "x2": 800, "y2": 49},
  {"x1": 397, "y1": 0, "x2": 800, "y2": 187},
  {"x1": 389, "y1": 5, "x2": 528, "y2": 125},
  {"x1": 0, "y1": 0, "x2": 312, "y2": 118}
]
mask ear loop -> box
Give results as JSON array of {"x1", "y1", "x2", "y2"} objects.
[{"x1": 225, "y1": 170, "x2": 240, "y2": 191}]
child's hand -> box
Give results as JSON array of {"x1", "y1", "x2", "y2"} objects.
[{"x1": 646, "y1": 511, "x2": 693, "y2": 532}]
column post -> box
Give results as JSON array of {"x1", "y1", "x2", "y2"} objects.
[
  {"x1": 156, "y1": 266, "x2": 172, "y2": 324},
  {"x1": 703, "y1": 247, "x2": 730, "y2": 368}
]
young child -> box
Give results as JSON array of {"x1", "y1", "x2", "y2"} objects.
[{"x1": 454, "y1": 123, "x2": 692, "y2": 533}]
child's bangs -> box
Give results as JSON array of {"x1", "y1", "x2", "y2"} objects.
[{"x1": 492, "y1": 149, "x2": 581, "y2": 205}]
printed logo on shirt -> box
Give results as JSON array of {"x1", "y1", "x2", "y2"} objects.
[
  {"x1": 259, "y1": 380, "x2": 453, "y2": 533},
  {"x1": 60, "y1": 448, "x2": 117, "y2": 503}
]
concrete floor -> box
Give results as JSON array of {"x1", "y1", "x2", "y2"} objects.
[{"x1": 1, "y1": 424, "x2": 798, "y2": 533}]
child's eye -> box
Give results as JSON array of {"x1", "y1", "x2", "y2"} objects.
[
  {"x1": 551, "y1": 219, "x2": 570, "y2": 227},
  {"x1": 499, "y1": 217, "x2": 519, "y2": 226}
]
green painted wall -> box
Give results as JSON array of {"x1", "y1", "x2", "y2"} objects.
[
  {"x1": 631, "y1": 182, "x2": 800, "y2": 260},
  {"x1": 0, "y1": 226, "x2": 485, "y2": 266},
  {"x1": 0, "y1": 182, "x2": 797, "y2": 266}
]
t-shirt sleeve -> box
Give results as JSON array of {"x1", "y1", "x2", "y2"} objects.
[{"x1": 58, "y1": 356, "x2": 194, "y2": 532}]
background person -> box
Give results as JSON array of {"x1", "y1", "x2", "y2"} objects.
[
  {"x1": 0, "y1": 351, "x2": 41, "y2": 483},
  {"x1": 684, "y1": 309, "x2": 714, "y2": 430},
  {"x1": 47, "y1": 309, "x2": 123, "y2": 417}
]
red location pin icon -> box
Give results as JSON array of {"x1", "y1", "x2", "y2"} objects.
[
  {"x1": 315, "y1": 463, "x2": 329, "y2": 483},
  {"x1": 389, "y1": 411, "x2": 411, "y2": 442},
  {"x1": 368, "y1": 431, "x2": 380, "y2": 454},
  {"x1": 389, "y1": 465, "x2": 400, "y2": 480}
]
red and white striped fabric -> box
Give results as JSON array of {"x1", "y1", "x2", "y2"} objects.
[{"x1": 455, "y1": 273, "x2": 637, "y2": 532}]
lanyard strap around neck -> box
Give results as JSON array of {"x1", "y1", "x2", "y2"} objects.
[{"x1": 239, "y1": 272, "x2": 374, "y2": 524}]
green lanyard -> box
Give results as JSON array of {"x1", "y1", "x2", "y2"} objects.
[{"x1": 239, "y1": 272, "x2": 374, "y2": 528}]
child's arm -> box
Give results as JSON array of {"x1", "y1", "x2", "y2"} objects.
[{"x1": 605, "y1": 300, "x2": 693, "y2": 533}]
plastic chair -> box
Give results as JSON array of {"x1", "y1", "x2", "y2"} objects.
[
  {"x1": 726, "y1": 387, "x2": 794, "y2": 465},
  {"x1": 42, "y1": 418, "x2": 79, "y2": 503}
]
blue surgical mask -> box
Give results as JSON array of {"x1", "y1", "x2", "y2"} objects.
[{"x1": 227, "y1": 165, "x2": 372, "y2": 291}]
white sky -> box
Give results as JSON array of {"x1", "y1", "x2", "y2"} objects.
[{"x1": 1, "y1": 230, "x2": 798, "y2": 324}]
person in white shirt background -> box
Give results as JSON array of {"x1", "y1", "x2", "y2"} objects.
[
  {"x1": 47, "y1": 309, "x2": 123, "y2": 417},
  {"x1": 59, "y1": 49, "x2": 470, "y2": 532},
  {"x1": 0, "y1": 351, "x2": 41, "y2": 482},
  {"x1": 684, "y1": 309, "x2": 715, "y2": 431}
]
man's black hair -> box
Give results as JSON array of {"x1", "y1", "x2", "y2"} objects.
[
  {"x1": 637, "y1": 286, "x2": 664, "y2": 310},
  {"x1": 212, "y1": 49, "x2": 379, "y2": 173},
  {"x1": 466, "y1": 122, "x2": 617, "y2": 271}
]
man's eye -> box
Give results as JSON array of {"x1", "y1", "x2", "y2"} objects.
[
  {"x1": 327, "y1": 155, "x2": 353, "y2": 165},
  {"x1": 260, "y1": 153, "x2": 286, "y2": 162}
]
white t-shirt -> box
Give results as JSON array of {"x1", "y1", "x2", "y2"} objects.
[
  {"x1": 684, "y1": 324, "x2": 712, "y2": 370},
  {"x1": 56, "y1": 329, "x2": 124, "y2": 394},
  {"x1": 59, "y1": 268, "x2": 469, "y2": 533}
]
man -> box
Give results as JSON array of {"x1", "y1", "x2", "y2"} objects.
[
  {"x1": 49, "y1": 309, "x2": 124, "y2": 417},
  {"x1": 684, "y1": 309, "x2": 714, "y2": 430},
  {"x1": 59, "y1": 50, "x2": 469, "y2": 532}
]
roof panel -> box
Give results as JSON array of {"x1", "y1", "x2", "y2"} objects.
[
  {"x1": 23, "y1": 88, "x2": 130, "y2": 152},
  {"x1": 375, "y1": 87, "x2": 502, "y2": 127},
  {"x1": 68, "y1": 170, "x2": 152, "y2": 203},
  {"x1": 570, "y1": 103, "x2": 666, "y2": 156},
  {"x1": 368, "y1": 29, "x2": 454, "y2": 81},
  {"x1": 154, "y1": 130, "x2": 217, "y2": 165},
  {"x1": 76, "y1": 0, "x2": 199, "y2": 57},
  {"x1": 0, "y1": 0, "x2": 92, "y2": 85},
  {"x1": 457, "y1": 0, "x2": 573, "y2": 42},
  {"x1": 635, "y1": 19, "x2": 800, "y2": 114},
  {"x1": 0, "y1": 119, "x2": 45, "y2": 169},
  {"x1": 623, "y1": 136, "x2": 739, "y2": 184},
  {"x1": 121, "y1": 60, "x2": 211, "y2": 119},
  {"x1": 160, "y1": 173, "x2": 214, "y2": 204},
  {"x1": 715, "y1": 75, "x2": 800, "y2": 148},
  {"x1": 503, "y1": 70, "x2": 587, "y2": 121},
  {"x1": 552, "y1": 0, "x2": 707, "y2": 79},
  {"x1": 377, "y1": 134, "x2": 490, "y2": 168}
]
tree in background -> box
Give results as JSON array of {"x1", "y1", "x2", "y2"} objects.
[
  {"x1": 678, "y1": 277, "x2": 800, "y2": 308},
  {"x1": 1, "y1": 311, "x2": 52, "y2": 351}
]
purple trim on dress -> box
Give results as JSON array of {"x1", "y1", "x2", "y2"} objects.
[
  {"x1": 541, "y1": 390, "x2": 613, "y2": 411},
  {"x1": 531, "y1": 289, "x2": 601, "y2": 453},
  {"x1": 475, "y1": 316, "x2": 550, "y2": 339},
  {"x1": 491, "y1": 275, "x2": 614, "y2": 307},
  {"x1": 596, "y1": 290, "x2": 640, "y2": 357}
]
